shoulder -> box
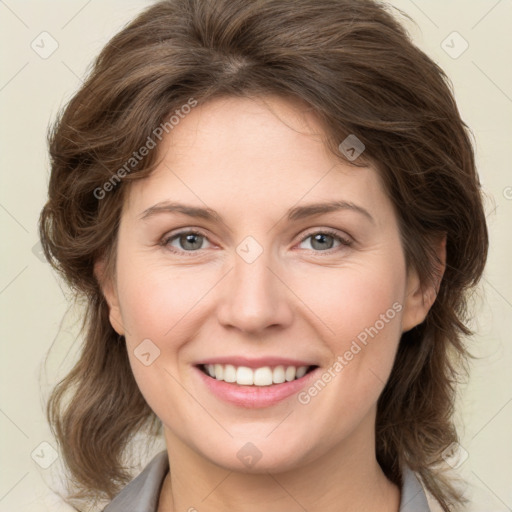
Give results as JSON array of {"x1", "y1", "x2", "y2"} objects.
[{"x1": 103, "y1": 450, "x2": 169, "y2": 512}]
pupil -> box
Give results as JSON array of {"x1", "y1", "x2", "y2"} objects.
[
  {"x1": 181, "y1": 233, "x2": 202, "y2": 250},
  {"x1": 312, "y1": 233, "x2": 333, "y2": 250}
]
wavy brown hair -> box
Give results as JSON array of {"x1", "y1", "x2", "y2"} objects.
[{"x1": 39, "y1": 0, "x2": 488, "y2": 510}]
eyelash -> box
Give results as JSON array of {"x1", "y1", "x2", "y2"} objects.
[{"x1": 160, "y1": 228, "x2": 353, "y2": 256}]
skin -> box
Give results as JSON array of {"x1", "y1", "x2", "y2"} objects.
[{"x1": 97, "y1": 95, "x2": 445, "y2": 512}]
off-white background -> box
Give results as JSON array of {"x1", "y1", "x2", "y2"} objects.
[{"x1": 0, "y1": 1, "x2": 511, "y2": 511}]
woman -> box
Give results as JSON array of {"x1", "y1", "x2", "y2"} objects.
[{"x1": 39, "y1": 0, "x2": 488, "y2": 511}]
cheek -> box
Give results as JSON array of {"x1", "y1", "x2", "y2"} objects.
[
  {"x1": 118, "y1": 274, "x2": 192, "y2": 422},
  {"x1": 116, "y1": 258, "x2": 222, "y2": 407},
  {"x1": 118, "y1": 259, "x2": 212, "y2": 341},
  {"x1": 291, "y1": 255, "x2": 406, "y2": 348},
  {"x1": 290, "y1": 255, "x2": 406, "y2": 413}
]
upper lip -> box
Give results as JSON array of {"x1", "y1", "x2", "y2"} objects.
[{"x1": 195, "y1": 356, "x2": 317, "y2": 369}]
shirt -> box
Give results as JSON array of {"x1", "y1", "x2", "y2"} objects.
[{"x1": 103, "y1": 450, "x2": 433, "y2": 512}]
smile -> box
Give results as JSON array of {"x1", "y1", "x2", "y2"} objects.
[
  {"x1": 199, "y1": 363, "x2": 317, "y2": 386},
  {"x1": 194, "y1": 360, "x2": 321, "y2": 408}
]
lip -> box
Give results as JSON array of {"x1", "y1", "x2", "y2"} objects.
[
  {"x1": 194, "y1": 356, "x2": 316, "y2": 369},
  {"x1": 193, "y1": 364, "x2": 321, "y2": 409}
]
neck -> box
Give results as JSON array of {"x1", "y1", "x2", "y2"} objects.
[{"x1": 160, "y1": 414, "x2": 400, "y2": 512}]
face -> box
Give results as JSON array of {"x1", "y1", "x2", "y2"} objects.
[{"x1": 100, "y1": 95, "x2": 434, "y2": 473}]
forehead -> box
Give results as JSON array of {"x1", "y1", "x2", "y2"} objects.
[{"x1": 123, "y1": 95, "x2": 391, "y2": 225}]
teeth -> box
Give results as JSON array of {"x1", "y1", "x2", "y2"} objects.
[
  {"x1": 296, "y1": 366, "x2": 308, "y2": 378},
  {"x1": 254, "y1": 367, "x2": 273, "y2": 386},
  {"x1": 223, "y1": 364, "x2": 236, "y2": 383},
  {"x1": 214, "y1": 364, "x2": 224, "y2": 380},
  {"x1": 273, "y1": 365, "x2": 286, "y2": 384},
  {"x1": 236, "y1": 366, "x2": 254, "y2": 385},
  {"x1": 285, "y1": 366, "x2": 296, "y2": 381},
  {"x1": 204, "y1": 364, "x2": 310, "y2": 386}
]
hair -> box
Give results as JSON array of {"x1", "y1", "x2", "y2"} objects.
[{"x1": 39, "y1": 0, "x2": 488, "y2": 510}]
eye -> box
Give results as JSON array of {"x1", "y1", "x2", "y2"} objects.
[
  {"x1": 161, "y1": 228, "x2": 353, "y2": 255},
  {"x1": 162, "y1": 229, "x2": 212, "y2": 254},
  {"x1": 297, "y1": 229, "x2": 353, "y2": 253}
]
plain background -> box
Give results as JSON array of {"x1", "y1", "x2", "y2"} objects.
[{"x1": 0, "y1": 1, "x2": 511, "y2": 510}]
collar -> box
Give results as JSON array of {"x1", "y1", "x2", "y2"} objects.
[{"x1": 104, "y1": 450, "x2": 432, "y2": 511}]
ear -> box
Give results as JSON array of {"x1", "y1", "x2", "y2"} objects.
[
  {"x1": 401, "y1": 235, "x2": 446, "y2": 333},
  {"x1": 94, "y1": 258, "x2": 125, "y2": 336}
]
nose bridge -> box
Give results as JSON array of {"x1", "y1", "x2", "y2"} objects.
[{"x1": 216, "y1": 236, "x2": 292, "y2": 333}]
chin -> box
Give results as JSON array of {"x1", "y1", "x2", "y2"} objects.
[{"x1": 190, "y1": 433, "x2": 317, "y2": 474}]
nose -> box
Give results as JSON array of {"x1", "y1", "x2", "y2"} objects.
[{"x1": 216, "y1": 245, "x2": 294, "y2": 335}]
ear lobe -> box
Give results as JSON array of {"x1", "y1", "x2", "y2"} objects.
[
  {"x1": 401, "y1": 235, "x2": 446, "y2": 333},
  {"x1": 94, "y1": 259, "x2": 125, "y2": 336}
]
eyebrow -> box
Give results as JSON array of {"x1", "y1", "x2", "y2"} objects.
[{"x1": 139, "y1": 200, "x2": 374, "y2": 224}]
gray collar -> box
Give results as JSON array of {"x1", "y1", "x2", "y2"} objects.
[
  {"x1": 399, "y1": 465, "x2": 432, "y2": 511},
  {"x1": 104, "y1": 451, "x2": 432, "y2": 511}
]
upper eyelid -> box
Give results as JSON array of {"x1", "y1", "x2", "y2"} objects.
[
  {"x1": 299, "y1": 227, "x2": 352, "y2": 241},
  {"x1": 163, "y1": 228, "x2": 213, "y2": 246}
]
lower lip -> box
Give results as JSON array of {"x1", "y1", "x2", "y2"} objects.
[{"x1": 194, "y1": 366, "x2": 320, "y2": 408}]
